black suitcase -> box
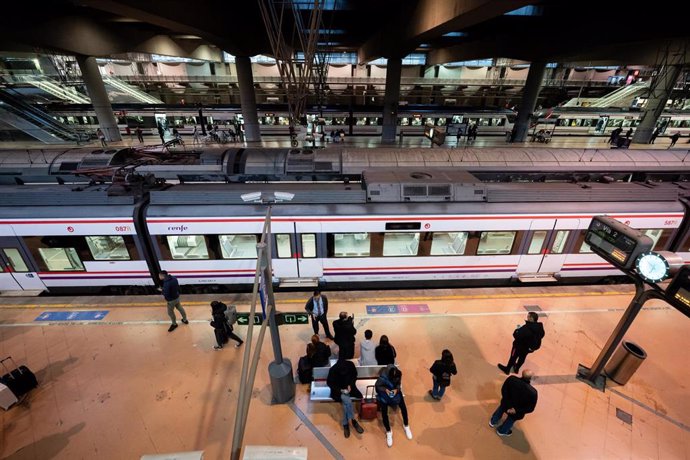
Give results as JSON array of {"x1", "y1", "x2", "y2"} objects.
[
  {"x1": 0, "y1": 356, "x2": 38, "y2": 398},
  {"x1": 297, "y1": 356, "x2": 313, "y2": 384}
]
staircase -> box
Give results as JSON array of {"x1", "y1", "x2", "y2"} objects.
[
  {"x1": 102, "y1": 76, "x2": 163, "y2": 104},
  {"x1": 14, "y1": 75, "x2": 91, "y2": 104}
]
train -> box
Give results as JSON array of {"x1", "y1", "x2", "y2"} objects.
[
  {"x1": 2, "y1": 146, "x2": 690, "y2": 186},
  {"x1": 1, "y1": 167, "x2": 689, "y2": 295}
]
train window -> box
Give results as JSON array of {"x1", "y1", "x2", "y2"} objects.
[
  {"x1": 477, "y1": 232, "x2": 516, "y2": 255},
  {"x1": 275, "y1": 234, "x2": 291, "y2": 259},
  {"x1": 493, "y1": 118, "x2": 505, "y2": 127},
  {"x1": 452, "y1": 115, "x2": 464, "y2": 124},
  {"x1": 167, "y1": 235, "x2": 209, "y2": 260},
  {"x1": 582, "y1": 119, "x2": 593, "y2": 127},
  {"x1": 641, "y1": 229, "x2": 671, "y2": 250},
  {"x1": 332, "y1": 233, "x2": 370, "y2": 257},
  {"x1": 37, "y1": 248, "x2": 85, "y2": 271},
  {"x1": 400, "y1": 117, "x2": 410, "y2": 126},
  {"x1": 2, "y1": 248, "x2": 29, "y2": 272},
  {"x1": 219, "y1": 235, "x2": 258, "y2": 259},
  {"x1": 356, "y1": 117, "x2": 367, "y2": 126},
  {"x1": 437, "y1": 118, "x2": 447, "y2": 126},
  {"x1": 609, "y1": 119, "x2": 623, "y2": 128},
  {"x1": 527, "y1": 231, "x2": 547, "y2": 255},
  {"x1": 575, "y1": 230, "x2": 594, "y2": 253},
  {"x1": 383, "y1": 233, "x2": 420, "y2": 257},
  {"x1": 411, "y1": 117, "x2": 422, "y2": 126},
  {"x1": 430, "y1": 232, "x2": 467, "y2": 255},
  {"x1": 425, "y1": 117, "x2": 434, "y2": 126},
  {"x1": 301, "y1": 234, "x2": 316, "y2": 258},
  {"x1": 86, "y1": 236, "x2": 130, "y2": 260},
  {"x1": 550, "y1": 230, "x2": 570, "y2": 254}
]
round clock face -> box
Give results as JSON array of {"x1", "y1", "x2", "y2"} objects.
[{"x1": 635, "y1": 252, "x2": 670, "y2": 282}]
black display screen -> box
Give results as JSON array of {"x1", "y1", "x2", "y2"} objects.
[
  {"x1": 585, "y1": 218, "x2": 638, "y2": 265},
  {"x1": 667, "y1": 265, "x2": 690, "y2": 310}
]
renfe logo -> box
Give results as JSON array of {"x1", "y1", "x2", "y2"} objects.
[{"x1": 167, "y1": 225, "x2": 189, "y2": 232}]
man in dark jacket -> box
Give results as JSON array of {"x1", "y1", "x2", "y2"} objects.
[
  {"x1": 332, "y1": 311, "x2": 357, "y2": 359},
  {"x1": 159, "y1": 270, "x2": 188, "y2": 332},
  {"x1": 490, "y1": 370, "x2": 538, "y2": 436},
  {"x1": 305, "y1": 290, "x2": 334, "y2": 339},
  {"x1": 498, "y1": 312, "x2": 544, "y2": 374},
  {"x1": 327, "y1": 350, "x2": 364, "y2": 438}
]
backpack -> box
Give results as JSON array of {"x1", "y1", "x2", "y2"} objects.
[
  {"x1": 224, "y1": 305, "x2": 237, "y2": 326},
  {"x1": 297, "y1": 356, "x2": 313, "y2": 384},
  {"x1": 530, "y1": 333, "x2": 542, "y2": 352}
]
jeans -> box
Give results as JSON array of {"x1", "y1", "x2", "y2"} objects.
[
  {"x1": 432, "y1": 377, "x2": 446, "y2": 399},
  {"x1": 166, "y1": 298, "x2": 187, "y2": 325},
  {"x1": 381, "y1": 397, "x2": 409, "y2": 431},
  {"x1": 341, "y1": 394, "x2": 354, "y2": 425},
  {"x1": 491, "y1": 402, "x2": 517, "y2": 434}
]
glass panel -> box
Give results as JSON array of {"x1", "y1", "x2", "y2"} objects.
[
  {"x1": 37, "y1": 247, "x2": 84, "y2": 271},
  {"x1": 527, "y1": 231, "x2": 547, "y2": 254},
  {"x1": 430, "y1": 232, "x2": 468, "y2": 255},
  {"x1": 578, "y1": 240, "x2": 593, "y2": 253},
  {"x1": 383, "y1": 233, "x2": 420, "y2": 256},
  {"x1": 167, "y1": 235, "x2": 209, "y2": 259},
  {"x1": 219, "y1": 235, "x2": 258, "y2": 259},
  {"x1": 477, "y1": 231, "x2": 516, "y2": 255},
  {"x1": 275, "y1": 234, "x2": 291, "y2": 258},
  {"x1": 301, "y1": 234, "x2": 316, "y2": 258},
  {"x1": 3, "y1": 248, "x2": 29, "y2": 272},
  {"x1": 333, "y1": 233, "x2": 370, "y2": 257},
  {"x1": 551, "y1": 230, "x2": 570, "y2": 254},
  {"x1": 85, "y1": 236, "x2": 130, "y2": 260},
  {"x1": 642, "y1": 229, "x2": 663, "y2": 249}
]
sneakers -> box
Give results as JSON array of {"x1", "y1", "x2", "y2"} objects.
[
  {"x1": 497, "y1": 364, "x2": 510, "y2": 375},
  {"x1": 489, "y1": 420, "x2": 498, "y2": 428},
  {"x1": 404, "y1": 425, "x2": 413, "y2": 440},
  {"x1": 351, "y1": 419, "x2": 364, "y2": 434},
  {"x1": 496, "y1": 429, "x2": 513, "y2": 437},
  {"x1": 168, "y1": 324, "x2": 178, "y2": 332},
  {"x1": 213, "y1": 345, "x2": 222, "y2": 350},
  {"x1": 386, "y1": 431, "x2": 393, "y2": 447},
  {"x1": 343, "y1": 424, "x2": 350, "y2": 438},
  {"x1": 428, "y1": 389, "x2": 440, "y2": 400},
  {"x1": 181, "y1": 318, "x2": 189, "y2": 325},
  {"x1": 235, "y1": 341, "x2": 243, "y2": 348}
]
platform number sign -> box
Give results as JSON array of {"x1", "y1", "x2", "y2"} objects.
[{"x1": 585, "y1": 216, "x2": 653, "y2": 270}]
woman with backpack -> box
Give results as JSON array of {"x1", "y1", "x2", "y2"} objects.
[
  {"x1": 429, "y1": 349, "x2": 457, "y2": 400},
  {"x1": 376, "y1": 365, "x2": 412, "y2": 447},
  {"x1": 210, "y1": 301, "x2": 243, "y2": 350}
]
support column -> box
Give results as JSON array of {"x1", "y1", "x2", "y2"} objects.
[
  {"x1": 512, "y1": 61, "x2": 547, "y2": 142},
  {"x1": 235, "y1": 55, "x2": 261, "y2": 142},
  {"x1": 632, "y1": 65, "x2": 682, "y2": 144},
  {"x1": 76, "y1": 55, "x2": 121, "y2": 142},
  {"x1": 382, "y1": 57, "x2": 402, "y2": 144}
]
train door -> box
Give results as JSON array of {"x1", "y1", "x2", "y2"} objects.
[
  {"x1": 516, "y1": 224, "x2": 551, "y2": 274},
  {"x1": 516, "y1": 220, "x2": 575, "y2": 277},
  {"x1": 0, "y1": 257, "x2": 22, "y2": 292},
  {"x1": 657, "y1": 116, "x2": 671, "y2": 134},
  {"x1": 295, "y1": 223, "x2": 323, "y2": 279},
  {"x1": 0, "y1": 237, "x2": 47, "y2": 292},
  {"x1": 594, "y1": 116, "x2": 609, "y2": 134},
  {"x1": 272, "y1": 233, "x2": 298, "y2": 278}
]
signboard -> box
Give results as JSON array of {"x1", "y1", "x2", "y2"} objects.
[
  {"x1": 275, "y1": 312, "x2": 310, "y2": 325},
  {"x1": 35, "y1": 311, "x2": 109, "y2": 321},
  {"x1": 666, "y1": 265, "x2": 690, "y2": 308},
  {"x1": 236, "y1": 313, "x2": 264, "y2": 325},
  {"x1": 584, "y1": 216, "x2": 653, "y2": 269},
  {"x1": 366, "y1": 304, "x2": 430, "y2": 315}
]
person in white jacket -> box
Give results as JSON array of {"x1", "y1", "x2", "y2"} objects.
[{"x1": 359, "y1": 329, "x2": 377, "y2": 365}]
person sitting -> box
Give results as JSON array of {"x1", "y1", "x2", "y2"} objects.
[
  {"x1": 308, "y1": 334, "x2": 332, "y2": 368},
  {"x1": 375, "y1": 335, "x2": 397, "y2": 365},
  {"x1": 327, "y1": 349, "x2": 365, "y2": 438},
  {"x1": 359, "y1": 329, "x2": 377, "y2": 365}
]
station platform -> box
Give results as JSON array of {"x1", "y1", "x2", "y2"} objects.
[{"x1": 0, "y1": 285, "x2": 689, "y2": 459}]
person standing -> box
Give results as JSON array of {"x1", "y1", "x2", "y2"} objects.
[
  {"x1": 96, "y1": 128, "x2": 107, "y2": 148},
  {"x1": 650, "y1": 127, "x2": 660, "y2": 144},
  {"x1": 327, "y1": 350, "x2": 365, "y2": 438},
  {"x1": 159, "y1": 270, "x2": 188, "y2": 332},
  {"x1": 157, "y1": 122, "x2": 165, "y2": 144},
  {"x1": 305, "y1": 290, "x2": 334, "y2": 340},
  {"x1": 498, "y1": 312, "x2": 545, "y2": 375},
  {"x1": 429, "y1": 349, "x2": 457, "y2": 400},
  {"x1": 490, "y1": 370, "x2": 538, "y2": 437},
  {"x1": 359, "y1": 329, "x2": 377, "y2": 365},
  {"x1": 136, "y1": 126, "x2": 144, "y2": 143},
  {"x1": 375, "y1": 365, "x2": 412, "y2": 447},
  {"x1": 375, "y1": 335, "x2": 397, "y2": 365},
  {"x1": 332, "y1": 311, "x2": 357, "y2": 360}
]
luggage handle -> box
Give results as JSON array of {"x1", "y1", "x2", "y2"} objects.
[
  {"x1": 0, "y1": 356, "x2": 18, "y2": 374},
  {"x1": 364, "y1": 384, "x2": 375, "y2": 399}
]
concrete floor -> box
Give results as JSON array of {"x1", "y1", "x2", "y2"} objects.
[{"x1": 0, "y1": 285, "x2": 689, "y2": 459}]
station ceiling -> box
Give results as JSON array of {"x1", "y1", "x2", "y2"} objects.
[{"x1": 1, "y1": 0, "x2": 690, "y2": 66}]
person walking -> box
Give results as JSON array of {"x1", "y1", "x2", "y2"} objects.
[
  {"x1": 327, "y1": 350, "x2": 365, "y2": 438},
  {"x1": 650, "y1": 127, "x2": 660, "y2": 144},
  {"x1": 375, "y1": 365, "x2": 412, "y2": 447},
  {"x1": 210, "y1": 301, "x2": 243, "y2": 349},
  {"x1": 669, "y1": 131, "x2": 681, "y2": 148},
  {"x1": 332, "y1": 311, "x2": 357, "y2": 359},
  {"x1": 96, "y1": 128, "x2": 107, "y2": 148},
  {"x1": 359, "y1": 329, "x2": 377, "y2": 365},
  {"x1": 305, "y1": 290, "x2": 334, "y2": 340},
  {"x1": 375, "y1": 335, "x2": 397, "y2": 365},
  {"x1": 490, "y1": 370, "x2": 538, "y2": 437},
  {"x1": 159, "y1": 270, "x2": 188, "y2": 332},
  {"x1": 498, "y1": 312, "x2": 545, "y2": 375},
  {"x1": 157, "y1": 122, "x2": 165, "y2": 144},
  {"x1": 136, "y1": 126, "x2": 144, "y2": 143},
  {"x1": 429, "y1": 349, "x2": 457, "y2": 400}
]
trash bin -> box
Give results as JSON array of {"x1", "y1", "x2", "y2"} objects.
[{"x1": 604, "y1": 340, "x2": 647, "y2": 385}]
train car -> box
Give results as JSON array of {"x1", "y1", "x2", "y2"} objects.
[{"x1": 1, "y1": 169, "x2": 689, "y2": 295}]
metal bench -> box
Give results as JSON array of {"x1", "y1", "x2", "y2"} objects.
[{"x1": 309, "y1": 361, "x2": 389, "y2": 402}]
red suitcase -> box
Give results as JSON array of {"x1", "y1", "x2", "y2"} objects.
[{"x1": 359, "y1": 385, "x2": 378, "y2": 420}]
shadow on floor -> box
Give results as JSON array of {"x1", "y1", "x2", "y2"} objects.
[
  {"x1": 4, "y1": 422, "x2": 85, "y2": 460},
  {"x1": 34, "y1": 356, "x2": 79, "y2": 383}
]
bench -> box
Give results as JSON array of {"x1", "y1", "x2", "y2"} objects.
[{"x1": 309, "y1": 360, "x2": 390, "y2": 402}]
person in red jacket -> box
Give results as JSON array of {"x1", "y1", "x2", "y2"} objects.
[{"x1": 490, "y1": 370, "x2": 538, "y2": 436}]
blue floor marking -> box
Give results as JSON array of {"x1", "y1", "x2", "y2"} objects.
[{"x1": 35, "y1": 311, "x2": 109, "y2": 321}]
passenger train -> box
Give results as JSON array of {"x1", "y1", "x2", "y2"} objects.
[{"x1": 1, "y1": 167, "x2": 689, "y2": 295}]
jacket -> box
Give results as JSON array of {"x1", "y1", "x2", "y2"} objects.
[
  {"x1": 513, "y1": 321, "x2": 545, "y2": 353},
  {"x1": 375, "y1": 344, "x2": 397, "y2": 365},
  {"x1": 161, "y1": 275, "x2": 180, "y2": 301},
  {"x1": 305, "y1": 295, "x2": 328, "y2": 316},
  {"x1": 310, "y1": 342, "x2": 332, "y2": 368},
  {"x1": 332, "y1": 317, "x2": 356, "y2": 347},
  {"x1": 430, "y1": 360, "x2": 457, "y2": 387},
  {"x1": 500, "y1": 376, "x2": 538, "y2": 420},
  {"x1": 327, "y1": 359, "x2": 362, "y2": 402},
  {"x1": 375, "y1": 365, "x2": 402, "y2": 405},
  {"x1": 359, "y1": 339, "x2": 377, "y2": 365}
]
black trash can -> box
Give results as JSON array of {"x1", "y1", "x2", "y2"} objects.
[{"x1": 604, "y1": 341, "x2": 647, "y2": 385}]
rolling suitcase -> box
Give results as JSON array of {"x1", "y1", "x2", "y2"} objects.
[
  {"x1": 0, "y1": 356, "x2": 38, "y2": 398},
  {"x1": 359, "y1": 385, "x2": 378, "y2": 420}
]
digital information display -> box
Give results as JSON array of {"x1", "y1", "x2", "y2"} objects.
[
  {"x1": 667, "y1": 265, "x2": 690, "y2": 309},
  {"x1": 585, "y1": 216, "x2": 653, "y2": 269}
]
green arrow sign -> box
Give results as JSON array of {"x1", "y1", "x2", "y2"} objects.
[
  {"x1": 236, "y1": 313, "x2": 264, "y2": 325},
  {"x1": 277, "y1": 312, "x2": 310, "y2": 325}
]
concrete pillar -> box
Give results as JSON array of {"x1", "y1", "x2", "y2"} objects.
[
  {"x1": 382, "y1": 57, "x2": 402, "y2": 144},
  {"x1": 512, "y1": 61, "x2": 547, "y2": 142},
  {"x1": 235, "y1": 55, "x2": 261, "y2": 142},
  {"x1": 632, "y1": 65, "x2": 682, "y2": 144},
  {"x1": 76, "y1": 55, "x2": 121, "y2": 142}
]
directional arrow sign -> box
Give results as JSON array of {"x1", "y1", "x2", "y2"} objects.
[
  {"x1": 276, "y1": 312, "x2": 310, "y2": 325},
  {"x1": 236, "y1": 313, "x2": 264, "y2": 326}
]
